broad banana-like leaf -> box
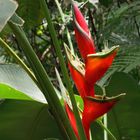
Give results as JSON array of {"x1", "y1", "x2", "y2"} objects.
[
  {"x1": 0, "y1": 64, "x2": 46, "y2": 103},
  {"x1": 0, "y1": 100, "x2": 62, "y2": 140},
  {"x1": 106, "y1": 72, "x2": 140, "y2": 140}
]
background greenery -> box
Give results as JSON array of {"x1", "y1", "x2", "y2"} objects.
[{"x1": 0, "y1": 0, "x2": 140, "y2": 140}]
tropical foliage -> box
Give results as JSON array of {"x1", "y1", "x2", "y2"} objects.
[{"x1": 0, "y1": 0, "x2": 140, "y2": 140}]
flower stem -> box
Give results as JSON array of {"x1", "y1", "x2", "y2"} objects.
[
  {"x1": 97, "y1": 119, "x2": 117, "y2": 140},
  {"x1": 104, "y1": 114, "x2": 108, "y2": 140},
  {"x1": 40, "y1": 0, "x2": 87, "y2": 140}
]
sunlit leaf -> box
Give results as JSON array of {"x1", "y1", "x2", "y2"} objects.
[
  {"x1": 0, "y1": 0, "x2": 18, "y2": 32},
  {"x1": 0, "y1": 64, "x2": 46, "y2": 103},
  {"x1": 0, "y1": 83, "x2": 33, "y2": 101}
]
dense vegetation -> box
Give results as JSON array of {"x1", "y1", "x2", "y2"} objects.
[{"x1": 0, "y1": 0, "x2": 140, "y2": 140}]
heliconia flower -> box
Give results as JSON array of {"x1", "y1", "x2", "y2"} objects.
[
  {"x1": 70, "y1": 3, "x2": 119, "y2": 99},
  {"x1": 64, "y1": 44, "x2": 126, "y2": 140},
  {"x1": 65, "y1": 45, "x2": 119, "y2": 98},
  {"x1": 59, "y1": 3, "x2": 125, "y2": 140}
]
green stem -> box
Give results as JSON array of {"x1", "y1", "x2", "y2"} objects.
[
  {"x1": 97, "y1": 88, "x2": 116, "y2": 140},
  {"x1": 40, "y1": 0, "x2": 87, "y2": 139},
  {"x1": 54, "y1": 0, "x2": 74, "y2": 53},
  {"x1": 104, "y1": 114, "x2": 108, "y2": 140},
  {"x1": 102, "y1": 87, "x2": 108, "y2": 140},
  {"x1": 0, "y1": 38, "x2": 37, "y2": 85},
  {"x1": 8, "y1": 22, "x2": 76, "y2": 140},
  {"x1": 97, "y1": 119, "x2": 117, "y2": 140}
]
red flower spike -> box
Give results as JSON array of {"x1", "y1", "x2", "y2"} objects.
[
  {"x1": 85, "y1": 46, "x2": 119, "y2": 86},
  {"x1": 65, "y1": 103, "x2": 79, "y2": 139},
  {"x1": 82, "y1": 94, "x2": 125, "y2": 140},
  {"x1": 73, "y1": 4, "x2": 96, "y2": 61},
  {"x1": 63, "y1": 4, "x2": 124, "y2": 140}
]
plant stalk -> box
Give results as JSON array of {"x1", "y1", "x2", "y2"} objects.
[
  {"x1": 104, "y1": 114, "x2": 108, "y2": 140},
  {"x1": 40, "y1": 0, "x2": 87, "y2": 139},
  {"x1": 8, "y1": 22, "x2": 77, "y2": 140},
  {"x1": 97, "y1": 119, "x2": 117, "y2": 140}
]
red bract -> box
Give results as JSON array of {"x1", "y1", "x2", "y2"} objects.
[
  {"x1": 73, "y1": 3, "x2": 96, "y2": 61},
  {"x1": 82, "y1": 95, "x2": 124, "y2": 140},
  {"x1": 63, "y1": 3, "x2": 125, "y2": 140},
  {"x1": 84, "y1": 47, "x2": 119, "y2": 97},
  {"x1": 85, "y1": 47, "x2": 118, "y2": 86},
  {"x1": 65, "y1": 103, "x2": 79, "y2": 139},
  {"x1": 68, "y1": 62, "x2": 87, "y2": 98}
]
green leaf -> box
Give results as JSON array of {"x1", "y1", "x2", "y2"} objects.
[
  {"x1": 0, "y1": 100, "x2": 62, "y2": 140},
  {"x1": 75, "y1": 95, "x2": 83, "y2": 111},
  {"x1": 0, "y1": 64, "x2": 46, "y2": 103},
  {"x1": 0, "y1": 0, "x2": 18, "y2": 32},
  {"x1": 106, "y1": 72, "x2": 140, "y2": 140},
  {"x1": 0, "y1": 83, "x2": 32, "y2": 101}
]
